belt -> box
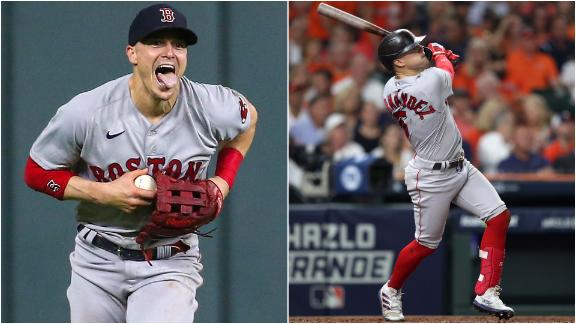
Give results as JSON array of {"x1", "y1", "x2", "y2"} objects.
[
  {"x1": 77, "y1": 224, "x2": 190, "y2": 261},
  {"x1": 432, "y1": 159, "x2": 464, "y2": 170}
]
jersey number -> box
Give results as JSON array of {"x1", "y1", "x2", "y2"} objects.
[{"x1": 393, "y1": 110, "x2": 410, "y2": 138}]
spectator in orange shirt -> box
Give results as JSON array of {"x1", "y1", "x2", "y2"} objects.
[
  {"x1": 543, "y1": 111, "x2": 575, "y2": 163},
  {"x1": 307, "y1": 1, "x2": 357, "y2": 41},
  {"x1": 505, "y1": 26, "x2": 559, "y2": 95},
  {"x1": 452, "y1": 47, "x2": 477, "y2": 101},
  {"x1": 453, "y1": 38, "x2": 498, "y2": 106}
]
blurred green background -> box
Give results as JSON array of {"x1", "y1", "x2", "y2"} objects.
[{"x1": 1, "y1": 2, "x2": 287, "y2": 322}]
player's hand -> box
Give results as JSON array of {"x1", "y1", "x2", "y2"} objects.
[
  {"x1": 426, "y1": 43, "x2": 460, "y2": 63},
  {"x1": 208, "y1": 176, "x2": 230, "y2": 200},
  {"x1": 443, "y1": 50, "x2": 460, "y2": 63},
  {"x1": 99, "y1": 169, "x2": 157, "y2": 213},
  {"x1": 426, "y1": 42, "x2": 446, "y2": 57}
]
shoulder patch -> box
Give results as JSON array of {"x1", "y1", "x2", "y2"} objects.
[{"x1": 239, "y1": 97, "x2": 248, "y2": 124}]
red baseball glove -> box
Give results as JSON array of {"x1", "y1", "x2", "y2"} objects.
[{"x1": 136, "y1": 173, "x2": 223, "y2": 246}]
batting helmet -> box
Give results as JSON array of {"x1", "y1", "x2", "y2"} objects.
[{"x1": 377, "y1": 29, "x2": 431, "y2": 71}]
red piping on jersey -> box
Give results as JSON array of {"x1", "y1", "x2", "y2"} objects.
[
  {"x1": 433, "y1": 55, "x2": 455, "y2": 80},
  {"x1": 24, "y1": 156, "x2": 76, "y2": 200},
  {"x1": 416, "y1": 169, "x2": 422, "y2": 240}
]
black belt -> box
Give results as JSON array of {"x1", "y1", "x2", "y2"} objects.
[
  {"x1": 77, "y1": 224, "x2": 190, "y2": 261},
  {"x1": 432, "y1": 159, "x2": 464, "y2": 170}
]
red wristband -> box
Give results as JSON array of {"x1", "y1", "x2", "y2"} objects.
[
  {"x1": 24, "y1": 157, "x2": 76, "y2": 200},
  {"x1": 215, "y1": 147, "x2": 244, "y2": 189}
]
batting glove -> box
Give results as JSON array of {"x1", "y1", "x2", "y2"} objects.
[
  {"x1": 426, "y1": 42, "x2": 446, "y2": 57},
  {"x1": 443, "y1": 50, "x2": 460, "y2": 63},
  {"x1": 426, "y1": 43, "x2": 460, "y2": 63}
]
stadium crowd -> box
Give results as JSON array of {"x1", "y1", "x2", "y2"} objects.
[{"x1": 289, "y1": 1, "x2": 575, "y2": 200}]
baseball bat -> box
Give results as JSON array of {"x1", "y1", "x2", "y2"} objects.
[{"x1": 317, "y1": 3, "x2": 390, "y2": 37}]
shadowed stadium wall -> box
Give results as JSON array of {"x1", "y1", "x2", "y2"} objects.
[{"x1": 1, "y1": 2, "x2": 287, "y2": 322}]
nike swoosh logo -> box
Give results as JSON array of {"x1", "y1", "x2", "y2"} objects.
[{"x1": 106, "y1": 130, "x2": 125, "y2": 139}]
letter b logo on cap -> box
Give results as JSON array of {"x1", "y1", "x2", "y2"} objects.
[{"x1": 159, "y1": 8, "x2": 175, "y2": 23}]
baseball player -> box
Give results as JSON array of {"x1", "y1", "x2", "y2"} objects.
[
  {"x1": 24, "y1": 4, "x2": 257, "y2": 322},
  {"x1": 376, "y1": 30, "x2": 514, "y2": 321}
]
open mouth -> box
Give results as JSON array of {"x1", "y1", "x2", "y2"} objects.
[{"x1": 155, "y1": 64, "x2": 178, "y2": 90}]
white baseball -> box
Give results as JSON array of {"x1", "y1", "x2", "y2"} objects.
[{"x1": 134, "y1": 175, "x2": 157, "y2": 191}]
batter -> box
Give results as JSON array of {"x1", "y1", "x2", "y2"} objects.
[
  {"x1": 376, "y1": 30, "x2": 514, "y2": 321},
  {"x1": 24, "y1": 4, "x2": 257, "y2": 322}
]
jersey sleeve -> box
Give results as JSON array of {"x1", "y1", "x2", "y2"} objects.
[
  {"x1": 29, "y1": 99, "x2": 89, "y2": 170},
  {"x1": 428, "y1": 67, "x2": 453, "y2": 101},
  {"x1": 203, "y1": 85, "x2": 251, "y2": 141}
]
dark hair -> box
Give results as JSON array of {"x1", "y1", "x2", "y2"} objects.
[
  {"x1": 309, "y1": 94, "x2": 331, "y2": 108},
  {"x1": 314, "y1": 69, "x2": 333, "y2": 83}
]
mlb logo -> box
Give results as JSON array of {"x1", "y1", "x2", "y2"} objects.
[{"x1": 309, "y1": 285, "x2": 345, "y2": 309}]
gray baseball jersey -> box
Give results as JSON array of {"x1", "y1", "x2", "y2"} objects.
[
  {"x1": 383, "y1": 67, "x2": 461, "y2": 162},
  {"x1": 383, "y1": 67, "x2": 505, "y2": 249},
  {"x1": 30, "y1": 74, "x2": 250, "y2": 249}
]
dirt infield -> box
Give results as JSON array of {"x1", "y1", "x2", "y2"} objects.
[{"x1": 289, "y1": 315, "x2": 575, "y2": 323}]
